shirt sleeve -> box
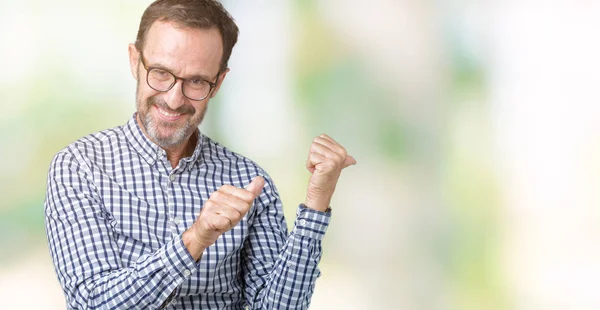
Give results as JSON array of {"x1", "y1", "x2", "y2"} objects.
[
  {"x1": 242, "y1": 179, "x2": 332, "y2": 309},
  {"x1": 44, "y1": 149, "x2": 199, "y2": 310}
]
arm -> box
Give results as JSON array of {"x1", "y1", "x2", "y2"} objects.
[
  {"x1": 178, "y1": 134, "x2": 354, "y2": 309},
  {"x1": 45, "y1": 149, "x2": 197, "y2": 309},
  {"x1": 242, "y1": 192, "x2": 331, "y2": 309},
  {"x1": 243, "y1": 134, "x2": 353, "y2": 309}
]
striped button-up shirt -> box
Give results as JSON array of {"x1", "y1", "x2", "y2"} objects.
[{"x1": 44, "y1": 114, "x2": 331, "y2": 309}]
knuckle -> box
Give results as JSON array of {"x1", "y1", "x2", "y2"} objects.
[
  {"x1": 204, "y1": 200, "x2": 215, "y2": 209},
  {"x1": 210, "y1": 190, "x2": 222, "y2": 200},
  {"x1": 324, "y1": 160, "x2": 337, "y2": 170},
  {"x1": 238, "y1": 206, "x2": 248, "y2": 218},
  {"x1": 230, "y1": 206, "x2": 242, "y2": 219},
  {"x1": 215, "y1": 215, "x2": 229, "y2": 226},
  {"x1": 242, "y1": 191, "x2": 255, "y2": 202},
  {"x1": 204, "y1": 200, "x2": 221, "y2": 213},
  {"x1": 210, "y1": 217, "x2": 223, "y2": 229},
  {"x1": 219, "y1": 184, "x2": 234, "y2": 192}
]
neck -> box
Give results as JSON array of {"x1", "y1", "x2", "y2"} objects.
[{"x1": 163, "y1": 131, "x2": 197, "y2": 169}]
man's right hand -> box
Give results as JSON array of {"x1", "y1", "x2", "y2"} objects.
[{"x1": 182, "y1": 176, "x2": 265, "y2": 261}]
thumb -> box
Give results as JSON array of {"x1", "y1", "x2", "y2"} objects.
[
  {"x1": 246, "y1": 176, "x2": 266, "y2": 198},
  {"x1": 343, "y1": 155, "x2": 357, "y2": 168}
]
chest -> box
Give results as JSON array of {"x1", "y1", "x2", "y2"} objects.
[{"x1": 94, "y1": 158, "x2": 252, "y2": 290}]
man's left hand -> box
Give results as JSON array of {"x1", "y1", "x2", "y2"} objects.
[{"x1": 304, "y1": 134, "x2": 356, "y2": 212}]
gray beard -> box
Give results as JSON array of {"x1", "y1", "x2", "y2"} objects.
[
  {"x1": 135, "y1": 77, "x2": 206, "y2": 149},
  {"x1": 142, "y1": 110, "x2": 193, "y2": 148}
]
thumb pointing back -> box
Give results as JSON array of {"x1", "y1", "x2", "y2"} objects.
[{"x1": 246, "y1": 176, "x2": 266, "y2": 199}]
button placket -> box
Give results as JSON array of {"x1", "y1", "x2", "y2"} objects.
[
  {"x1": 170, "y1": 215, "x2": 182, "y2": 238},
  {"x1": 165, "y1": 174, "x2": 179, "y2": 237}
]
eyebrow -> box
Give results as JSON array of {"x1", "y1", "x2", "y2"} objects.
[{"x1": 148, "y1": 61, "x2": 214, "y2": 82}]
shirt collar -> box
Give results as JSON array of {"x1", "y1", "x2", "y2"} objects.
[
  {"x1": 181, "y1": 130, "x2": 205, "y2": 171},
  {"x1": 122, "y1": 113, "x2": 204, "y2": 168}
]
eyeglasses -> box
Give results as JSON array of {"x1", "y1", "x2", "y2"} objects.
[{"x1": 139, "y1": 52, "x2": 220, "y2": 101}]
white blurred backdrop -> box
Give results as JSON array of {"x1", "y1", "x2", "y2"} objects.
[{"x1": 1, "y1": 1, "x2": 600, "y2": 309}]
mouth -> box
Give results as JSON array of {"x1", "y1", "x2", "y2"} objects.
[{"x1": 154, "y1": 105, "x2": 185, "y2": 122}]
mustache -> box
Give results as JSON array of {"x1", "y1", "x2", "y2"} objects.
[{"x1": 148, "y1": 96, "x2": 195, "y2": 115}]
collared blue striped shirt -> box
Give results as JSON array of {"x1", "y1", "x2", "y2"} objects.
[{"x1": 44, "y1": 114, "x2": 331, "y2": 309}]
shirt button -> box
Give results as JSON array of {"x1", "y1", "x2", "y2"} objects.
[
  {"x1": 169, "y1": 175, "x2": 175, "y2": 181},
  {"x1": 183, "y1": 269, "x2": 191, "y2": 277},
  {"x1": 299, "y1": 219, "x2": 307, "y2": 226},
  {"x1": 172, "y1": 217, "x2": 181, "y2": 225}
]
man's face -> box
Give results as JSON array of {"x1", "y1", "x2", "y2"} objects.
[{"x1": 128, "y1": 21, "x2": 227, "y2": 148}]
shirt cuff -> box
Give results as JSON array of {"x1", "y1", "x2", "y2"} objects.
[
  {"x1": 160, "y1": 235, "x2": 200, "y2": 280},
  {"x1": 292, "y1": 203, "x2": 332, "y2": 240}
]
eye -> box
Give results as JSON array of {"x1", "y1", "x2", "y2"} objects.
[
  {"x1": 189, "y1": 78, "x2": 205, "y2": 86},
  {"x1": 153, "y1": 69, "x2": 169, "y2": 77}
]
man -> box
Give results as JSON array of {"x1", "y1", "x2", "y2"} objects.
[{"x1": 44, "y1": 0, "x2": 355, "y2": 309}]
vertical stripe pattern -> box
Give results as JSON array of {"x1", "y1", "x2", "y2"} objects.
[{"x1": 44, "y1": 114, "x2": 331, "y2": 309}]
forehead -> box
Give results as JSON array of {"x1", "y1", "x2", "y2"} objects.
[{"x1": 143, "y1": 20, "x2": 223, "y2": 77}]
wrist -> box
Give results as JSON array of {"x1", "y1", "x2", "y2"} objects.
[
  {"x1": 182, "y1": 229, "x2": 206, "y2": 262},
  {"x1": 303, "y1": 197, "x2": 331, "y2": 212}
]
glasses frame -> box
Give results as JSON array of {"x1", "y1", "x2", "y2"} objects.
[{"x1": 139, "y1": 52, "x2": 220, "y2": 101}]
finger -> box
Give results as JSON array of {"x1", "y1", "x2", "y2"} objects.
[
  {"x1": 209, "y1": 190, "x2": 248, "y2": 217},
  {"x1": 313, "y1": 135, "x2": 347, "y2": 159},
  {"x1": 245, "y1": 176, "x2": 265, "y2": 199},
  {"x1": 314, "y1": 134, "x2": 355, "y2": 167},
  {"x1": 201, "y1": 200, "x2": 235, "y2": 231},
  {"x1": 305, "y1": 153, "x2": 316, "y2": 173},
  {"x1": 218, "y1": 183, "x2": 256, "y2": 203},
  {"x1": 310, "y1": 141, "x2": 343, "y2": 161},
  {"x1": 312, "y1": 141, "x2": 356, "y2": 169},
  {"x1": 312, "y1": 138, "x2": 337, "y2": 154},
  {"x1": 211, "y1": 207, "x2": 242, "y2": 228},
  {"x1": 343, "y1": 154, "x2": 357, "y2": 168},
  {"x1": 207, "y1": 214, "x2": 234, "y2": 233},
  {"x1": 318, "y1": 133, "x2": 336, "y2": 144},
  {"x1": 317, "y1": 134, "x2": 344, "y2": 151},
  {"x1": 306, "y1": 151, "x2": 328, "y2": 173}
]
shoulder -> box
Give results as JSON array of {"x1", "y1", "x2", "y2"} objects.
[
  {"x1": 50, "y1": 125, "x2": 125, "y2": 172},
  {"x1": 200, "y1": 134, "x2": 280, "y2": 197},
  {"x1": 201, "y1": 134, "x2": 268, "y2": 176},
  {"x1": 70, "y1": 125, "x2": 124, "y2": 156}
]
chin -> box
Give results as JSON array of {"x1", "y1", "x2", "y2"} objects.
[{"x1": 153, "y1": 126, "x2": 191, "y2": 147}]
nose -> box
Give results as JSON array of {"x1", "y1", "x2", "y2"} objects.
[{"x1": 163, "y1": 79, "x2": 186, "y2": 111}]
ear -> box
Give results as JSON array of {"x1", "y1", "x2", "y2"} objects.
[
  {"x1": 209, "y1": 68, "x2": 230, "y2": 98},
  {"x1": 128, "y1": 43, "x2": 140, "y2": 81}
]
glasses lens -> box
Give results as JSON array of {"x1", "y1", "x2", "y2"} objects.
[
  {"x1": 183, "y1": 79, "x2": 211, "y2": 100},
  {"x1": 148, "y1": 68, "x2": 175, "y2": 91}
]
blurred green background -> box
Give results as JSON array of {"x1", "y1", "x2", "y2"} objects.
[{"x1": 2, "y1": 1, "x2": 600, "y2": 309}]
